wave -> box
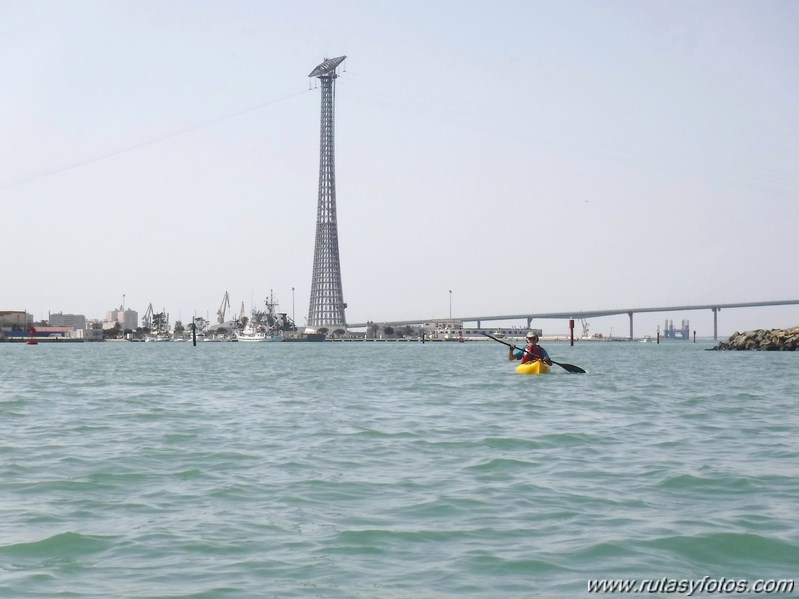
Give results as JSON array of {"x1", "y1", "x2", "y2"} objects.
[{"x1": 0, "y1": 532, "x2": 112, "y2": 558}]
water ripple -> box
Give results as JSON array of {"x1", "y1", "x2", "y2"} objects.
[{"x1": 1, "y1": 341, "x2": 798, "y2": 596}]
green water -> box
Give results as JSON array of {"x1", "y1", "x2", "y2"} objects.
[{"x1": 1, "y1": 341, "x2": 797, "y2": 597}]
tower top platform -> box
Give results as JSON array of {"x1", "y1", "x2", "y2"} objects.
[{"x1": 308, "y1": 56, "x2": 346, "y2": 78}]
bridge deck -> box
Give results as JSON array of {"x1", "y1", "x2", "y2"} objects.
[{"x1": 348, "y1": 299, "x2": 799, "y2": 338}]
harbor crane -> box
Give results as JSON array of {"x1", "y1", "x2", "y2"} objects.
[
  {"x1": 142, "y1": 303, "x2": 168, "y2": 334},
  {"x1": 217, "y1": 291, "x2": 231, "y2": 324},
  {"x1": 142, "y1": 303, "x2": 154, "y2": 330}
]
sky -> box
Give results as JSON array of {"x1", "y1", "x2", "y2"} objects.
[{"x1": 2, "y1": 0, "x2": 798, "y2": 337}]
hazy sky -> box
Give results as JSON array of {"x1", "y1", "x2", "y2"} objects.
[{"x1": 2, "y1": 0, "x2": 797, "y2": 337}]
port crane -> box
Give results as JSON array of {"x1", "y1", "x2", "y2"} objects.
[
  {"x1": 142, "y1": 303, "x2": 169, "y2": 334},
  {"x1": 142, "y1": 303, "x2": 154, "y2": 330},
  {"x1": 217, "y1": 291, "x2": 231, "y2": 324}
]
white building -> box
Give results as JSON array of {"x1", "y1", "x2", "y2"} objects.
[
  {"x1": 85, "y1": 321, "x2": 104, "y2": 341},
  {"x1": 48, "y1": 312, "x2": 87, "y2": 329},
  {"x1": 105, "y1": 307, "x2": 138, "y2": 331},
  {"x1": 423, "y1": 319, "x2": 464, "y2": 339}
]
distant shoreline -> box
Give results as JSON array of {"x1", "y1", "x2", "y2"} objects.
[{"x1": 1, "y1": 336, "x2": 720, "y2": 344}]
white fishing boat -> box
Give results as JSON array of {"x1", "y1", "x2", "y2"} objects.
[{"x1": 236, "y1": 324, "x2": 284, "y2": 342}]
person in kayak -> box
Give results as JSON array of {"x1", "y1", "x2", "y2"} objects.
[{"x1": 509, "y1": 332, "x2": 553, "y2": 365}]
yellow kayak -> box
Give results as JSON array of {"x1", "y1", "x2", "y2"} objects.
[{"x1": 515, "y1": 359, "x2": 551, "y2": 375}]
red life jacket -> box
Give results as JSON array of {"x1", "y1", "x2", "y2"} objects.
[{"x1": 522, "y1": 344, "x2": 544, "y2": 363}]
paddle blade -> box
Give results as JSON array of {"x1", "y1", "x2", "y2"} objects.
[{"x1": 553, "y1": 360, "x2": 586, "y2": 374}]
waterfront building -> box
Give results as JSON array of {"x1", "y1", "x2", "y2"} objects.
[
  {"x1": 48, "y1": 312, "x2": 87, "y2": 330},
  {"x1": 105, "y1": 307, "x2": 138, "y2": 331},
  {"x1": 28, "y1": 326, "x2": 73, "y2": 338},
  {"x1": 85, "y1": 321, "x2": 104, "y2": 341},
  {"x1": 423, "y1": 319, "x2": 465, "y2": 339},
  {"x1": 0, "y1": 311, "x2": 32, "y2": 327},
  {"x1": 421, "y1": 321, "x2": 543, "y2": 340}
]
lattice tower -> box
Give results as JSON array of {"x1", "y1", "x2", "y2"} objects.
[{"x1": 307, "y1": 56, "x2": 348, "y2": 328}]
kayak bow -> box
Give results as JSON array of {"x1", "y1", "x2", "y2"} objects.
[{"x1": 515, "y1": 359, "x2": 551, "y2": 375}]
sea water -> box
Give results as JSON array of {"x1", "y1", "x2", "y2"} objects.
[{"x1": 1, "y1": 340, "x2": 797, "y2": 598}]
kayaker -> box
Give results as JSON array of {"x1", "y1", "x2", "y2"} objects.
[{"x1": 509, "y1": 332, "x2": 553, "y2": 365}]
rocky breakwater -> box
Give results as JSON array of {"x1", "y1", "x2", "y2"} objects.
[{"x1": 713, "y1": 326, "x2": 799, "y2": 351}]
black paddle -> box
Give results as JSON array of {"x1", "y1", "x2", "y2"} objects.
[{"x1": 480, "y1": 331, "x2": 586, "y2": 374}]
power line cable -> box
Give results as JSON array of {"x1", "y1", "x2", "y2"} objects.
[{"x1": 0, "y1": 88, "x2": 310, "y2": 191}]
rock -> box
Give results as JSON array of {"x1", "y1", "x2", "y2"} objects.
[{"x1": 712, "y1": 326, "x2": 799, "y2": 351}]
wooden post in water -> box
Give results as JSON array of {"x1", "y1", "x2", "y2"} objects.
[
  {"x1": 569, "y1": 319, "x2": 574, "y2": 346},
  {"x1": 191, "y1": 318, "x2": 197, "y2": 347}
]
